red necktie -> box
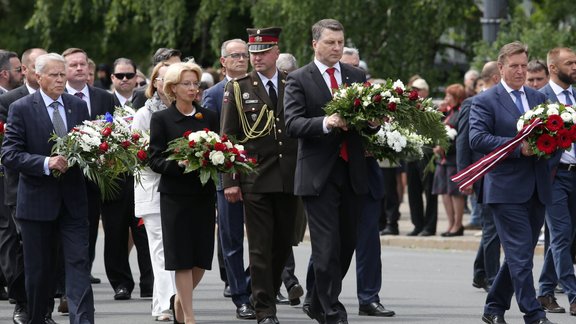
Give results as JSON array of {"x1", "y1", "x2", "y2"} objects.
[{"x1": 326, "y1": 67, "x2": 348, "y2": 161}]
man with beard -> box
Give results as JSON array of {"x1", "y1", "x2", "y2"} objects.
[
  {"x1": 536, "y1": 47, "x2": 576, "y2": 316},
  {"x1": 0, "y1": 51, "x2": 23, "y2": 94}
]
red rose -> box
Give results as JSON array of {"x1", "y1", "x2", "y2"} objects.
[
  {"x1": 72, "y1": 127, "x2": 79, "y2": 132},
  {"x1": 247, "y1": 157, "x2": 257, "y2": 164},
  {"x1": 188, "y1": 140, "x2": 196, "y2": 148},
  {"x1": 230, "y1": 147, "x2": 239, "y2": 155},
  {"x1": 99, "y1": 142, "x2": 109, "y2": 153},
  {"x1": 121, "y1": 141, "x2": 131, "y2": 149},
  {"x1": 536, "y1": 133, "x2": 557, "y2": 154},
  {"x1": 408, "y1": 90, "x2": 419, "y2": 101},
  {"x1": 221, "y1": 134, "x2": 228, "y2": 142},
  {"x1": 203, "y1": 128, "x2": 210, "y2": 133},
  {"x1": 395, "y1": 87, "x2": 403, "y2": 95},
  {"x1": 131, "y1": 133, "x2": 140, "y2": 142},
  {"x1": 373, "y1": 94, "x2": 382, "y2": 103},
  {"x1": 214, "y1": 142, "x2": 227, "y2": 151},
  {"x1": 545, "y1": 115, "x2": 564, "y2": 132},
  {"x1": 225, "y1": 161, "x2": 234, "y2": 169},
  {"x1": 101, "y1": 127, "x2": 112, "y2": 137},
  {"x1": 203, "y1": 151, "x2": 210, "y2": 159},
  {"x1": 363, "y1": 81, "x2": 371, "y2": 87},
  {"x1": 201, "y1": 159, "x2": 208, "y2": 166},
  {"x1": 388, "y1": 102, "x2": 397, "y2": 111},
  {"x1": 354, "y1": 98, "x2": 361, "y2": 107},
  {"x1": 137, "y1": 150, "x2": 147, "y2": 161},
  {"x1": 555, "y1": 129, "x2": 572, "y2": 149},
  {"x1": 183, "y1": 130, "x2": 192, "y2": 138}
]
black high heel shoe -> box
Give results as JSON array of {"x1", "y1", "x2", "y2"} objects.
[
  {"x1": 444, "y1": 226, "x2": 464, "y2": 237},
  {"x1": 170, "y1": 295, "x2": 184, "y2": 324}
]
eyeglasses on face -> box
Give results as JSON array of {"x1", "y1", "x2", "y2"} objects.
[
  {"x1": 177, "y1": 81, "x2": 201, "y2": 89},
  {"x1": 225, "y1": 53, "x2": 249, "y2": 59},
  {"x1": 113, "y1": 72, "x2": 136, "y2": 80}
]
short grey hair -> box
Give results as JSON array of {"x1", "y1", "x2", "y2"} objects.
[
  {"x1": 35, "y1": 53, "x2": 66, "y2": 74},
  {"x1": 276, "y1": 53, "x2": 298, "y2": 73},
  {"x1": 311, "y1": 19, "x2": 344, "y2": 41},
  {"x1": 343, "y1": 47, "x2": 359, "y2": 57},
  {"x1": 221, "y1": 39, "x2": 247, "y2": 58}
]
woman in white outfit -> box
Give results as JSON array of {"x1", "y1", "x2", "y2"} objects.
[{"x1": 132, "y1": 61, "x2": 176, "y2": 321}]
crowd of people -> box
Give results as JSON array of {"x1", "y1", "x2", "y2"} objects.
[{"x1": 0, "y1": 17, "x2": 575, "y2": 324}]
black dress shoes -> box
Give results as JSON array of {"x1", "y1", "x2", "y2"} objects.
[
  {"x1": 303, "y1": 304, "x2": 326, "y2": 324},
  {"x1": 113, "y1": 287, "x2": 131, "y2": 300},
  {"x1": 530, "y1": 318, "x2": 556, "y2": 324},
  {"x1": 418, "y1": 230, "x2": 435, "y2": 237},
  {"x1": 223, "y1": 284, "x2": 232, "y2": 298},
  {"x1": 89, "y1": 274, "x2": 101, "y2": 284},
  {"x1": 358, "y1": 302, "x2": 395, "y2": 317},
  {"x1": 236, "y1": 303, "x2": 256, "y2": 320},
  {"x1": 275, "y1": 292, "x2": 289, "y2": 304},
  {"x1": 406, "y1": 229, "x2": 421, "y2": 236},
  {"x1": 258, "y1": 316, "x2": 279, "y2": 324},
  {"x1": 13, "y1": 303, "x2": 29, "y2": 324},
  {"x1": 380, "y1": 226, "x2": 399, "y2": 236},
  {"x1": 482, "y1": 313, "x2": 507, "y2": 324},
  {"x1": 287, "y1": 283, "x2": 304, "y2": 306},
  {"x1": 0, "y1": 286, "x2": 8, "y2": 300},
  {"x1": 473, "y1": 277, "x2": 490, "y2": 292}
]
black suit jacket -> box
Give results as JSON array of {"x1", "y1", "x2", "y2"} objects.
[
  {"x1": 284, "y1": 61, "x2": 368, "y2": 196},
  {"x1": 0, "y1": 85, "x2": 29, "y2": 122},
  {"x1": 148, "y1": 103, "x2": 219, "y2": 195},
  {"x1": 87, "y1": 86, "x2": 116, "y2": 119},
  {"x1": 1, "y1": 91, "x2": 90, "y2": 221}
]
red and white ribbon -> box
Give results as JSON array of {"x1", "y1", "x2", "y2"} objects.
[{"x1": 451, "y1": 118, "x2": 543, "y2": 191}]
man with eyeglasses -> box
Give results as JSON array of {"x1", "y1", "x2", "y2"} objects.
[
  {"x1": 103, "y1": 57, "x2": 154, "y2": 301},
  {"x1": 201, "y1": 38, "x2": 257, "y2": 320},
  {"x1": 0, "y1": 50, "x2": 24, "y2": 94},
  {"x1": 61, "y1": 48, "x2": 116, "y2": 288}
]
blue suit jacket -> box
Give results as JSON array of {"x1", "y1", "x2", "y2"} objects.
[
  {"x1": 1, "y1": 91, "x2": 90, "y2": 221},
  {"x1": 469, "y1": 83, "x2": 550, "y2": 204},
  {"x1": 202, "y1": 78, "x2": 227, "y2": 119}
]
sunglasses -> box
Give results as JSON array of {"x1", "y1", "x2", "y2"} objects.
[{"x1": 113, "y1": 72, "x2": 136, "y2": 80}]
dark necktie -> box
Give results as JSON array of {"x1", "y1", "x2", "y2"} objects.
[
  {"x1": 50, "y1": 102, "x2": 67, "y2": 137},
  {"x1": 511, "y1": 90, "x2": 524, "y2": 113},
  {"x1": 74, "y1": 92, "x2": 84, "y2": 100},
  {"x1": 562, "y1": 90, "x2": 573, "y2": 105},
  {"x1": 267, "y1": 80, "x2": 277, "y2": 108},
  {"x1": 326, "y1": 67, "x2": 339, "y2": 93}
]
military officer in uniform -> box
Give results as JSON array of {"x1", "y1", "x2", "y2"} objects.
[{"x1": 220, "y1": 27, "x2": 299, "y2": 324}]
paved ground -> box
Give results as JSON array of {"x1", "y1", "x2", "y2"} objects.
[{"x1": 0, "y1": 194, "x2": 561, "y2": 323}]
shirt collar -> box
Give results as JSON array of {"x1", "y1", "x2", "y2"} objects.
[
  {"x1": 549, "y1": 80, "x2": 573, "y2": 96},
  {"x1": 66, "y1": 83, "x2": 89, "y2": 98},
  {"x1": 257, "y1": 70, "x2": 279, "y2": 89},
  {"x1": 39, "y1": 89, "x2": 63, "y2": 108},
  {"x1": 25, "y1": 82, "x2": 37, "y2": 94},
  {"x1": 501, "y1": 80, "x2": 525, "y2": 95},
  {"x1": 314, "y1": 58, "x2": 341, "y2": 75}
]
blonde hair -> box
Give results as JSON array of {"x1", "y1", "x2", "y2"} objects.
[
  {"x1": 163, "y1": 62, "x2": 203, "y2": 103},
  {"x1": 145, "y1": 61, "x2": 170, "y2": 99}
]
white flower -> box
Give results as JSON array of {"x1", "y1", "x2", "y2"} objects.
[
  {"x1": 517, "y1": 119, "x2": 525, "y2": 131},
  {"x1": 523, "y1": 110, "x2": 534, "y2": 120},
  {"x1": 209, "y1": 151, "x2": 225, "y2": 165},
  {"x1": 372, "y1": 84, "x2": 381, "y2": 90},
  {"x1": 363, "y1": 99, "x2": 371, "y2": 107},
  {"x1": 560, "y1": 112, "x2": 572, "y2": 123},
  {"x1": 388, "y1": 97, "x2": 400, "y2": 104},
  {"x1": 224, "y1": 141, "x2": 233, "y2": 149},
  {"x1": 392, "y1": 80, "x2": 405, "y2": 91},
  {"x1": 534, "y1": 107, "x2": 544, "y2": 115},
  {"x1": 445, "y1": 125, "x2": 457, "y2": 140},
  {"x1": 387, "y1": 130, "x2": 407, "y2": 152},
  {"x1": 381, "y1": 90, "x2": 392, "y2": 98},
  {"x1": 548, "y1": 103, "x2": 560, "y2": 111},
  {"x1": 547, "y1": 108, "x2": 559, "y2": 116},
  {"x1": 234, "y1": 144, "x2": 245, "y2": 151},
  {"x1": 188, "y1": 132, "x2": 201, "y2": 142},
  {"x1": 565, "y1": 106, "x2": 575, "y2": 114}
]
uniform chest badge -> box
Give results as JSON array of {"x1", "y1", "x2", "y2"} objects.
[
  {"x1": 251, "y1": 113, "x2": 257, "y2": 121},
  {"x1": 245, "y1": 99, "x2": 259, "y2": 104},
  {"x1": 242, "y1": 92, "x2": 250, "y2": 100}
]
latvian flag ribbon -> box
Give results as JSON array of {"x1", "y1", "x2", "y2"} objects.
[{"x1": 450, "y1": 118, "x2": 543, "y2": 191}]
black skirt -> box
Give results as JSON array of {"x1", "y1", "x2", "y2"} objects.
[{"x1": 160, "y1": 193, "x2": 216, "y2": 270}]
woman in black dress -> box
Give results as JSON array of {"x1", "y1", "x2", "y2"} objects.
[{"x1": 148, "y1": 62, "x2": 218, "y2": 324}]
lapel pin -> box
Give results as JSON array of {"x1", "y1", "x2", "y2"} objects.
[{"x1": 243, "y1": 92, "x2": 250, "y2": 100}]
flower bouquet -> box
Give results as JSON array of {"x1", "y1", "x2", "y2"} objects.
[
  {"x1": 165, "y1": 129, "x2": 257, "y2": 185},
  {"x1": 323, "y1": 79, "x2": 449, "y2": 152},
  {"x1": 363, "y1": 120, "x2": 431, "y2": 164},
  {"x1": 516, "y1": 102, "x2": 576, "y2": 158},
  {"x1": 51, "y1": 108, "x2": 146, "y2": 200}
]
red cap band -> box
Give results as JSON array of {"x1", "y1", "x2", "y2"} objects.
[{"x1": 248, "y1": 35, "x2": 278, "y2": 43}]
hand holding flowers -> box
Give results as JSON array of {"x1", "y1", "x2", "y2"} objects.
[{"x1": 165, "y1": 129, "x2": 256, "y2": 185}]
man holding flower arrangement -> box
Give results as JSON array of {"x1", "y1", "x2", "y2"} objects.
[
  {"x1": 469, "y1": 41, "x2": 554, "y2": 324},
  {"x1": 220, "y1": 27, "x2": 300, "y2": 324}
]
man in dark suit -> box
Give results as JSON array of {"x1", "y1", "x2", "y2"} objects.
[
  {"x1": 62, "y1": 47, "x2": 116, "y2": 286},
  {"x1": 202, "y1": 39, "x2": 257, "y2": 319},
  {"x1": 457, "y1": 61, "x2": 501, "y2": 293},
  {"x1": 469, "y1": 41, "x2": 554, "y2": 324},
  {"x1": 536, "y1": 47, "x2": 576, "y2": 315},
  {"x1": 1, "y1": 53, "x2": 94, "y2": 324},
  {"x1": 284, "y1": 19, "x2": 377, "y2": 324},
  {"x1": 0, "y1": 48, "x2": 48, "y2": 324},
  {"x1": 102, "y1": 57, "x2": 153, "y2": 300},
  {"x1": 221, "y1": 27, "x2": 299, "y2": 324}
]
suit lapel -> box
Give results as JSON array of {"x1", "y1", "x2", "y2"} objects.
[
  {"x1": 496, "y1": 83, "x2": 522, "y2": 119},
  {"x1": 308, "y1": 63, "x2": 333, "y2": 104},
  {"x1": 340, "y1": 64, "x2": 354, "y2": 86},
  {"x1": 32, "y1": 92, "x2": 55, "y2": 136},
  {"x1": 276, "y1": 72, "x2": 286, "y2": 116}
]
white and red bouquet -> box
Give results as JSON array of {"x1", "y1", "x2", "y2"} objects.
[
  {"x1": 51, "y1": 108, "x2": 146, "y2": 199},
  {"x1": 516, "y1": 102, "x2": 576, "y2": 158},
  {"x1": 165, "y1": 129, "x2": 257, "y2": 185}
]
